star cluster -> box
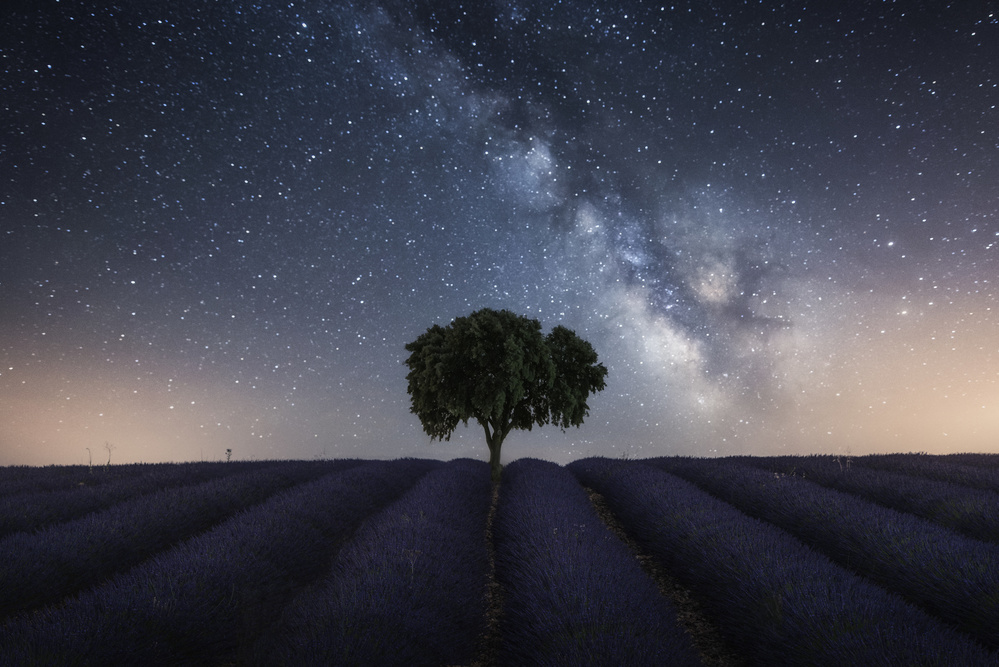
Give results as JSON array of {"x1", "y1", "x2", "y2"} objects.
[{"x1": 1, "y1": 1, "x2": 997, "y2": 466}]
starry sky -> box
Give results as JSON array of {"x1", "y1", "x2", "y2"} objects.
[{"x1": 2, "y1": 1, "x2": 997, "y2": 467}]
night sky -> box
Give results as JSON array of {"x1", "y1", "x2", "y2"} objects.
[{"x1": 2, "y1": 1, "x2": 997, "y2": 467}]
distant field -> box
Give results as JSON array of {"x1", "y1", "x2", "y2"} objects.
[{"x1": 1, "y1": 453, "x2": 998, "y2": 665}]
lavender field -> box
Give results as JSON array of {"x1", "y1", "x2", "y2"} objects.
[{"x1": 2, "y1": 454, "x2": 999, "y2": 665}]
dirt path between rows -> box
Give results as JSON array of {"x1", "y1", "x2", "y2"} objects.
[
  {"x1": 467, "y1": 481, "x2": 742, "y2": 666},
  {"x1": 470, "y1": 481, "x2": 504, "y2": 667},
  {"x1": 585, "y1": 487, "x2": 745, "y2": 667}
]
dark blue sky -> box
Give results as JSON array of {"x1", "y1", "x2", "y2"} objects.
[{"x1": 2, "y1": 1, "x2": 997, "y2": 465}]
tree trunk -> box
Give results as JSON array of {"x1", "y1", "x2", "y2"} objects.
[{"x1": 483, "y1": 423, "x2": 504, "y2": 482}]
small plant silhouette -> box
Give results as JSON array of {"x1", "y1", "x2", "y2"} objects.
[
  {"x1": 403, "y1": 548, "x2": 422, "y2": 583},
  {"x1": 836, "y1": 447, "x2": 853, "y2": 472}
]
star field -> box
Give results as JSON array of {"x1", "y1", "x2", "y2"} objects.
[{"x1": 1, "y1": 1, "x2": 997, "y2": 466}]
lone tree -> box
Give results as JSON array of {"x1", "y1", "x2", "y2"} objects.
[{"x1": 404, "y1": 308, "x2": 608, "y2": 481}]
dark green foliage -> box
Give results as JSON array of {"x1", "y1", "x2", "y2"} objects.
[{"x1": 404, "y1": 309, "x2": 607, "y2": 480}]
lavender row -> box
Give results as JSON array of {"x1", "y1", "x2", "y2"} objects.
[
  {"x1": 254, "y1": 458, "x2": 493, "y2": 666},
  {"x1": 741, "y1": 455, "x2": 999, "y2": 544},
  {"x1": 940, "y1": 453, "x2": 999, "y2": 469},
  {"x1": 0, "y1": 462, "x2": 164, "y2": 497},
  {"x1": 0, "y1": 460, "x2": 277, "y2": 537},
  {"x1": 0, "y1": 460, "x2": 354, "y2": 618},
  {"x1": 0, "y1": 460, "x2": 276, "y2": 499},
  {"x1": 569, "y1": 458, "x2": 996, "y2": 666},
  {"x1": 0, "y1": 458, "x2": 441, "y2": 665},
  {"x1": 494, "y1": 458, "x2": 701, "y2": 666},
  {"x1": 856, "y1": 453, "x2": 999, "y2": 491},
  {"x1": 653, "y1": 457, "x2": 999, "y2": 651}
]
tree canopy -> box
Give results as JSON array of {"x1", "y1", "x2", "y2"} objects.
[{"x1": 404, "y1": 308, "x2": 607, "y2": 480}]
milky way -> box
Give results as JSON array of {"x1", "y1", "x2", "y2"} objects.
[{"x1": 2, "y1": 2, "x2": 997, "y2": 466}]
